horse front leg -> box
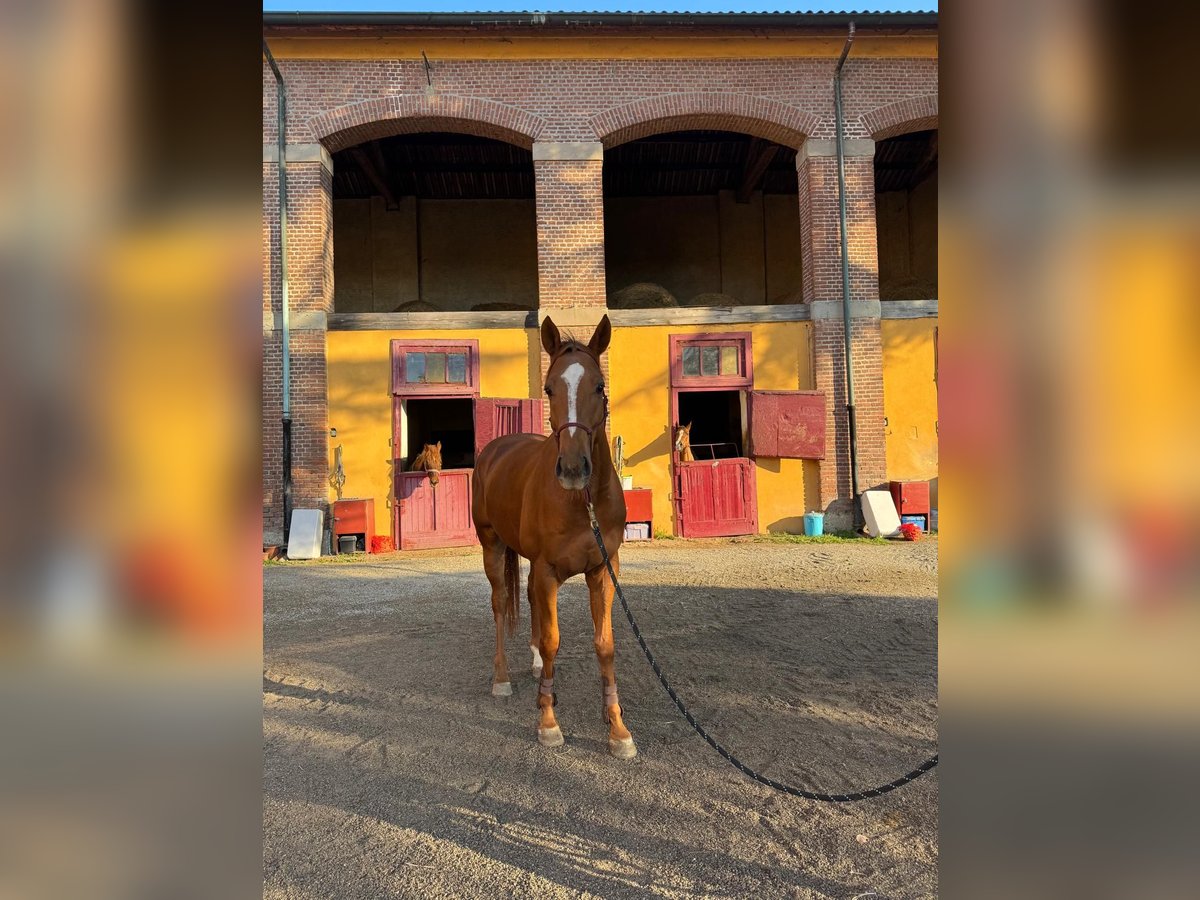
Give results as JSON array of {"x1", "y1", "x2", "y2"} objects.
[
  {"x1": 529, "y1": 559, "x2": 563, "y2": 747},
  {"x1": 585, "y1": 553, "x2": 637, "y2": 759}
]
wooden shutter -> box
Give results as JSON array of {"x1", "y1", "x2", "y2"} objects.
[
  {"x1": 748, "y1": 391, "x2": 826, "y2": 459},
  {"x1": 474, "y1": 398, "x2": 545, "y2": 458}
]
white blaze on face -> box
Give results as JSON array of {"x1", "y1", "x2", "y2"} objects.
[{"x1": 561, "y1": 362, "x2": 585, "y2": 436}]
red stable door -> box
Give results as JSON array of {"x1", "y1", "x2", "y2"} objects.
[
  {"x1": 395, "y1": 470, "x2": 476, "y2": 550},
  {"x1": 675, "y1": 457, "x2": 758, "y2": 537},
  {"x1": 668, "y1": 332, "x2": 759, "y2": 538},
  {"x1": 392, "y1": 393, "x2": 543, "y2": 551}
]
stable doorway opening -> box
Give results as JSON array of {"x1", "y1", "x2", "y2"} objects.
[
  {"x1": 401, "y1": 397, "x2": 475, "y2": 470},
  {"x1": 677, "y1": 390, "x2": 745, "y2": 459}
]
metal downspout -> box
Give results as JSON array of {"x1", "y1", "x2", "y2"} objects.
[
  {"x1": 833, "y1": 22, "x2": 863, "y2": 528},
  {"x1": 263, "y1": 40, "x2": 293, "y2": 543}
]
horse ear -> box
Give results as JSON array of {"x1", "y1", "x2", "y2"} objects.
[
  {"x1": 436, "y1": 440, "x2": 441, "y2": 450},
  {"x1": 588, "y1": 314, "x2": 612, "y2": 357},
  {"x1": 540, "y1": 317, "x2": 561, "y2": 356}
]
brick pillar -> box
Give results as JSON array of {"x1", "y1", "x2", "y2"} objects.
[
  {"x1": 532, "y1": 142, "x2": 609, "y2": 434},
  {"x1": 262, "y1": 144, "x2": 334, "y2": 545},
  {"x1": 797, "y1": 138, "x2": 886, "y2": 530}
]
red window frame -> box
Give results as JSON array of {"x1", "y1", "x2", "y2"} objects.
[
  {"x1": 390, "y1": 339, "x2": 481, "y2": 396},
  {"x1": 668, "y1": 332, "x2": 753, "y2": 389}
]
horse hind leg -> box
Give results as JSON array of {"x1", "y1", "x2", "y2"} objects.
[
  {"x1": 528, "y1": 567, "x2": 543, "y2": 678},
  {"x1": 480, "y1": 527, "x2": 513, "y2": 697},
  {"x1": 530, "y1": 559, "x2": 564, "y2": 748}
]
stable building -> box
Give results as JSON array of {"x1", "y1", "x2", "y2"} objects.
[{"x1": 262, "y1": 9, "x2": 939, "y2": 550}]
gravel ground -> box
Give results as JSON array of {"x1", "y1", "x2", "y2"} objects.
[{"x1": 264, "y1": 537, "x2": 938, "y2": 899}]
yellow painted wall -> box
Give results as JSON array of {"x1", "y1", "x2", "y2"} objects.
[
  {"x1": 326, "y1": 328, "x2": 539, "y2": 536},
  {"x1": 329, "y1": 320, "x2": 822, "y2": 540},
  {"x1": 881, "y1": 318, "x2": 939, "y2": 484},
  {"x1": 609, "y1": 321, "x2": 818, "y2": 535}
]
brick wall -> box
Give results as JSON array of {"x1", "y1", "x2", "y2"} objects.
[
  {"x1": 534, "y1": 157, "x2": 607, "y2": 310},
  {"x1": 813, "y1": 317, "x2": 887, "y2": 529},
  {"x1": 262, "y1": 157, "x2": 334, "y2": 545}
]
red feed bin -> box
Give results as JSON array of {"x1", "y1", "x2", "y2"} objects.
[
  {"x1": 333, "y1": 498, "x2": 376, "y2": 553},
  {"x1": 623, "y1": 488, "x2": 653, "y2": 527},
  {"x1": 889, "y1": 481, "x2": 931, "y2": 517}
]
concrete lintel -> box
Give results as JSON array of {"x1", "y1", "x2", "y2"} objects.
[
  {"x1": 536, "y1": 305, "x2": 609, "y2": 329},
  {"x1": 532, "y1": 141, "x2": 604, "y2": 162},
  {"x1": 263, "y1": 310, "x2": 328, "y2": 334},
  {"x1": 263, "y1": 143, "x2": 334, "y2": 172},
  {"x1": 808, "y1": 299, "x2": 882, "y2": 320},
  {"x1": 796, "y1": 138, "x2": 875, "y2": 165}
]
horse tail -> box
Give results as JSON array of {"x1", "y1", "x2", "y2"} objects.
[{"x1": 503, "y1": 547, "x2": 520, "y2": 639}]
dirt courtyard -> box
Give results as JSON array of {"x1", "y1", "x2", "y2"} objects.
[{"x1": 264, "y1": 537, "x2": 938, "y2": 899}]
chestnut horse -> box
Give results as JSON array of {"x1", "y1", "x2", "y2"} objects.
[
  {"x1": 472, "y1": 314, "x2": 636, "y2": 758},
  {"x1": 410, "y1": 441, "x2": 442, "y2": 487}
]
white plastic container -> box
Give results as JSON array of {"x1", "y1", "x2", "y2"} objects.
[
  {"x1": 861, "y1": 490, "x2": 901, "y2": 538},
  {"x1": 621, "y1": 475, "x2": 634, "y2": 490}
]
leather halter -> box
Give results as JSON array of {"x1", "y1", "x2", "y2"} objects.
[{"x1": 549, "y1": 393, "x2": 609, "y2": 446}]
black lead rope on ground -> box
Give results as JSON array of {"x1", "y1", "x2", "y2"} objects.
[{"x1": 585, "y1": 503, "x2": 938, "y2": 803}]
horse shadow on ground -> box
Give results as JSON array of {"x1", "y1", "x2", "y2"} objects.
[{"x1": 264, "y1": 574, "x2": 938, "y2": 899}]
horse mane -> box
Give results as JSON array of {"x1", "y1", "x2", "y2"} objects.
[
  {"x1": 549, "y1": 337, "x2": 599, "y2": 365},
  {"x1": 411, "y1": 448, "x2": 427, "y2": 471}
]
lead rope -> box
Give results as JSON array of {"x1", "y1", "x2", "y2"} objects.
[{"x1": 584, "y1": 499, "x2": 938, "y2": 803}]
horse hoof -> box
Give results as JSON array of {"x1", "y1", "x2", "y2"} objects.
[
  {"x1": 537, "y1": 726, "x2": 564, "y2": 747},
  {"x1": 491, "y1": 682, "x2": 512, "y2": 697},
  {"x1": 608, "y1": 737, "x2": 638, "y2": 759}
]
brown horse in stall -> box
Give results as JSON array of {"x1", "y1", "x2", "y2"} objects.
[
  {"x1": 410, "y1": 441, "x2": 442, "y2": 486},
  {"x1": 472, "y1": 314, "x2": 636, "y2": 758}
]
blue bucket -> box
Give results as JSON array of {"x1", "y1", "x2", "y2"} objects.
[{"x1": 803, "y1": 512, "x2": 824, "y2": 537}]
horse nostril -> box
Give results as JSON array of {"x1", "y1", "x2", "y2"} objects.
[
  {"x1": 581, "y1": 458, "x2": 592, "y2": 478},
  {"x1": 555, "y1": 459, "x2": 564, "y2": 479}
]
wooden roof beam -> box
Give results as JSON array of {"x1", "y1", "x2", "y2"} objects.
[
  {"x1": 349, "y1": 145, "x2": 400, "y2": 210},
  {"x1": 735, "y1": 139, "x2": 779, "y2": 203}
]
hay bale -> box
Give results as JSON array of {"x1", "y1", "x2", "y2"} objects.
[
  {"x1": 608, "y1": 282, "x2": 678, "y2": 310},
  {"x1": 879, "y1": 276, "x2": 937, "y2": 301},
  {"x1": 469, "y1": 301, "x2": 532, "y2": 312},
  {"x1": 687, "y1": 292, "x2": 741, "y2": 308},
  {"x1": 392, "y1": 300, "x2": 441, "y2": 312},
  {"x1": 769, "y1": 291, "x2": 805, "y2": 306}
]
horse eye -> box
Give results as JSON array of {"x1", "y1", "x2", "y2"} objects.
[
  {"x1": 596, "y1": 383, "x2": 605, "y2": 394},
  {"x1": 544, "y1": 386, "x2": 553, "y2": 396}
]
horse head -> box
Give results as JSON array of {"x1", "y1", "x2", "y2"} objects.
[
  {"x1": 541, "y1": 314, "x2": 611, "y2": 492},
  {"x1": 674, "y1": 422, "x2": 692, "y2": 453},
  {"x1": 417, "y1": 440, "x2": 442, "y2": 486}
]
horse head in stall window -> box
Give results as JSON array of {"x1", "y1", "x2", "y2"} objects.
[
  {"x1": 411, "y1": 441, "x2": 442, "y2": 487},
  {"x1": 674, "y1": 422, "x2": 695, "y2": 462}
]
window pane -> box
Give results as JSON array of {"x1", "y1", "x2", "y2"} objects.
[
  {"x1": 682, "y1": 346, "x2": 700, "y2": 376},
  {"x1": 406, "y1": 353, "x2": 425, "y2": 382},
  {"x1": 447, "y1": 353, "x2": 467, "y2": 383},
  {"x1": 701, "y1": 346, "x2": 719, "y2": 376},
  {"x1": 426, "y1": 353, "x2": 446, "y2": 383},
  {"x1": 720, "y1": 345, "x2": 739, "y2": 376}
]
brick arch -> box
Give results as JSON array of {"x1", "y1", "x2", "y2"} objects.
[
  {"x1": 591, "y1": 93, "x2": 819, "y2": 149},
  {"x1": 860, "y1": 94, "x2": 938, "y2": 141},
  {"x1": 309, "y1": 94, "x2": 547, "y2": 152}
]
